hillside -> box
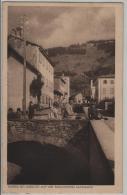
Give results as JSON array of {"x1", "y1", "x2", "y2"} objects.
[{"x1": 47, "y1": 40, "x2": 115, "y2": 95}]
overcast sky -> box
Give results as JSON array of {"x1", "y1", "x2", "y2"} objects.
[{"x1": 8, "y1": 6, "x2": 115, "y2": 48}]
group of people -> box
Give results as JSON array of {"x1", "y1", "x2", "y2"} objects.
[
  {"x1": 49, "y1": 98, "x2": 76, "y2": 120},
  {"x1": 7, "y1": 98, "x2": 77, "y2": 120},
  {"x1": 28, "y1": 98, "x2": 77, "y2": 120},
  {"x1": 88, "y1": 100, "x2": 102, "y2": 120},
  {"x1": 7, "y1": 101, "x2": 35, "y2": 120},
  {"x1": 8, "y1": 107, "x2": 23, "y2": 120}
]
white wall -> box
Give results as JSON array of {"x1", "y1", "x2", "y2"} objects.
[
  {"x1": 8, "y1": 56, "x2": 37, "y2": 111},
  {"x1": 98, "y1": 78, "x2": 115, "y2": 101},
  {"x1": 38, "y1": 49, "x2": 54, "y2": 104}
]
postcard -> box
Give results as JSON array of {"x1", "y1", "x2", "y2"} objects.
[{"x1": 1, "y1": 1, "x2": 123, "y2": 193}]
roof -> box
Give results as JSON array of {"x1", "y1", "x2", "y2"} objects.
[
  {"x1": 8, "y1": 34, "x2": 55, "y2": 68},
  {"x1": 8, "y1": 44, "x2": 40, "y2": 76},
  {"x1": 54, "y1": 76, "x2": 66, "y2": 84},
  {"x1": 29, "y1": 42, "x2": 55, "y2": 68},
  {"x1": 97, "y1": 74, "x2": 115, "y2": 79}
]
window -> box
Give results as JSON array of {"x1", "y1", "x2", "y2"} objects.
[
  {"x1": 103, "y1": 88, "x2": 106, "y2": 95},
  {"x1": 110, "y1": 88, "x2": 114, "y2": 95},
  {"x1": 103, "y1": 80, "x2": 107, "y2": 84},
  {"x1": 110, "y1": 80, "x2": 114, "y2": 84}
]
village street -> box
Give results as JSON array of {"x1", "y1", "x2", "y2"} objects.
[
  {"x1": 8, "y1": 103, "x2": 115, "y2": 185},
  {"x1": 6, "y1": 8, "x2": 115, "y2": 186},
  {"x1": 7, "y1": 34, "x2": 115, "y2": 185}
]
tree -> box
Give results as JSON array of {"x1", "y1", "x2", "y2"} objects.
[{"x1": 30, "y1": 73, "x2": 44, "y2": 105}]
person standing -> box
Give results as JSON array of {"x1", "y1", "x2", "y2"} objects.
[
  {"x1": 64, "y1": 99, "x2": 76, "y2": 119},
  {"x1": 28, "y1": 101, "x2": 34, "y2": 120},
  {"x1": 16, "y1": 108, "x2": 22, "y2": 119}
]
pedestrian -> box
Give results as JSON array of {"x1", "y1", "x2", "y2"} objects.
[
  {"x1": 16, "y1": 108, "x2": 22, "y2": 119},
  {"x1": 28, "y1": 101, "x2": 34, "y2": 120},
  {"x1": 7, "y1": 108, "x2": 15, "y2": 120},
  {"x1": 63, "y1": 98, "x2": 76, "y2": 119},
  {"x1": 52, "y1": 102, "x2": 61, "y2": 119},
  {"x1": 88, "y1": 101, "x2": 98, "y2": 120}
]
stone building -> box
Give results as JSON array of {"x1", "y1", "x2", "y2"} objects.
[
  {"x1": 26, "y1": 43, "x2": 54, "y2": 106},
  {"x1": 94, "y1": 75, "x2": 115, "y2": 102},
  {"x1": 70, "y1": 93, "x2": 83, "y2": 104},
  {"x1": 54, "y1": 74, "x2": 70, "y2": 104},
  {"x1": 90, "y1": 80, "x2": 96, "y2": 99},
  {"x1": 61, "y1": 75, "x2": 70, "y2": 102},
  {"x1": 8, "y1": 44, "x2": 39, "y2": 111},
  {"x1": 8, "y1": 35, "x2": 54, "y2": 108},
  {"x1": 54, "y1": 76, "x2": 66, "y2": 103},
  {"x1": 74, "y1": 93, "x2": 83, "y2": 104}
]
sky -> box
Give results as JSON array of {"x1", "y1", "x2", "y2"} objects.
[{"x1": 8, "y1": 5, "x2": 115, "y2": 48}]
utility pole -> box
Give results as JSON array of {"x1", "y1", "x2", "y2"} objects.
[
  {"x1": 20, "y1": 15, "x2": 28, "y2": 117},
  {"x1": 10, "y1": 15, "x2": 29, "y2": 117}
]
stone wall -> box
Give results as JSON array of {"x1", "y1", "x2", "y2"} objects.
[
  {"x1": 8, "y1": 119, "x2": 114, "y2": 185},
  {"x1": 8, "y1": 120, "x2": 88, "y2": 148}
]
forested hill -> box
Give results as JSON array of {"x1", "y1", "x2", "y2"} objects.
[{"x1": 47, "y1": 39, "x2": 115, "y2": 95}]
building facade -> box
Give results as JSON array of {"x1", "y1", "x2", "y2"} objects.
[
  {"x1": 35, "y1": 46, "x2": 54, "y2": 106},
  {"x1": 8, "y1": 45, "x2": 38, "y2": 111},
  {"x1": 25, "y1": 42, "x2": 54, "y2": 106},
  {"x1": 74, "y1": 93, "x2": 83, "y2": 104},
  {"x1": 54, "y1": 76, "x2": 66, "y2": 103},
  {"x1": 70, "y1": 93, "x2": 83, "y2": 104},
  {"x1": 8, "y1": 35, "x2": 54, "y2": 108},
  {"x1": 94, "y1": 75, "x2": 115, "y2": 102},
  {"x1": 90, "y1": 80, "x2": 96, "y2": 99},
  {"x1": 62, "y1": 75, "x2": 70, "y2": 102},
  {"x1": 54, "y1": 74, "x2": 70, "y2": 104}
]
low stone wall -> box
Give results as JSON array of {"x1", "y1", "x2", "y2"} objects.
[{"x1": 8, "y1": 119, "x2": 88, "y2": 147}]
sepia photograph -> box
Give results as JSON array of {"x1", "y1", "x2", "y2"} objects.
[{"x1": 1, "y1": 1, "x2": 123, "y2": 193}]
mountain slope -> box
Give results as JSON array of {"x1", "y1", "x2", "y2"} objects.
[{"x1": 47, "y1": 40, "x2": 115, "y2": 95}]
